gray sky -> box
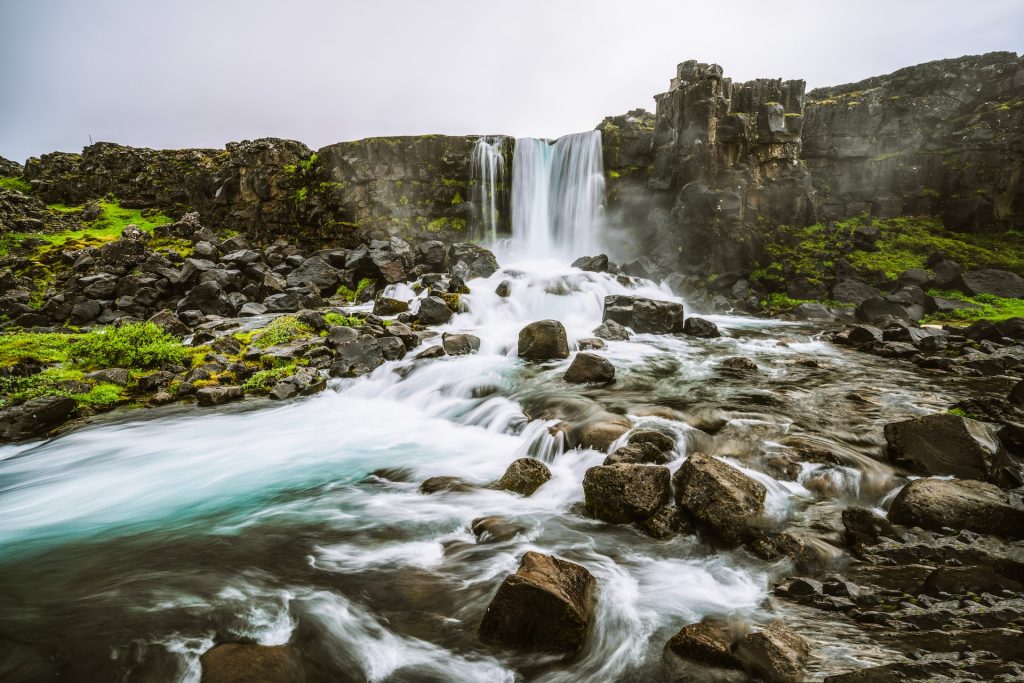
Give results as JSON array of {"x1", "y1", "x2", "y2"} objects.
[{"x1": 1, "y1": 0, "x2": 1021, "y2": 163}]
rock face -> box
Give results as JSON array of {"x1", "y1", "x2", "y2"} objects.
[
  {"x1": 518, "y1": 320, "x2": 570, "y2": 361},
  {"x1": 583, "y1": 463, "x2": 671, "y2": 524},
  {"x1": 673, "y1": 453, "x2": 766, "y2": 545},
  {"x1": 199, "y1": 643, "x2": 306, "y2": 683},
  {"x1": 564, "y1": 352, "x2": 615, "y2": 384},
  {"x1": 889, "y1": 478, "x2": 1024, "y2": 539},
  {"x1": 883, "y1": 413, "x2": 1016, "y2": 485},
  {"x1": 479, "y1": 551, "x2": 596, "y2": 653}
]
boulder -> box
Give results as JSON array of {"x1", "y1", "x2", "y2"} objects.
[
  {"x1": 199, "y1": 643, "x2": 306, "y2": 683},
  {"x1": 961, "y1": 268, "x2": 1024, "y2": 298},
  {"x1": 262, "y1": 292, "x2": 301, "y2": 313},
  {"x1": 682, "y1": 316, "x2": 721, "y2": 338},
  {"x1": 603, "y1": 442, "x2": 670, "y2": 465},
  {"x1": 471, "y1": 516, "x2": 527, "y2": 543},
  {"x1": 854, "y1": 296, "x2": 918, "y2": 324},
  {"x1": 414, "y1": 344, "x2": 445, "y2": 360},
  {"x1": 577, "y1": 337, "x2": 606, "y2": 350},
  {"x1": 420, "y1": 476, "x2": 478, "y2": 494},
  {"x1": 628, "y1": 429, "x2": 675, "y2": 453},
  {"x1": 720, "y1": 356, "x2": 757, "y2": 372},
  {"x1": 372, "y1": 296, "x2": 410, "y2": 316},
  {"x1": 0, "y1": 396, "x2": 77, "y2": 441},
  {"x1": 448, "y1": 243, "x2": 499, "y2": 279},
  {"x1": 329, "y1": 335, "x2": 385, "y2": 378},
  {"x1": 673, "y1": 453, "x2": 766, "y2": 545},
  {"x1": 495, "y1": 279, "x2": 512, "y2": 297},
  {"x1": 416, "y1": 296, "x2": 453, "y2": 325},
  {"x1": 603, "y1": 295, "x2": 685, "y2": 334},
  {"x1": 147, "y1": 309, "x2": 191, "y2": 338},
  {"x1": 491, "y1": 458, "x2": 552, "y2": 496},
  {"x1": 576, "y1": 417, "x2": 631, "y2": 451},
  {"x1": 831, "y1": 279, "x2": 879, "y2": 304},
  {"x1": 441, "y1": 332, "x2": 480, "y2": 356},
  {"x1": 84, "y1": 368, "x2": 129, "y2": 386},
  {"x1": 592, "y1": 319, "x2": 631, "y2": 341},
  {"x1": 583, "y1": 463, "x2": 671, "y2": 524},
  {"x1": 178, "y1": 281, "x2": 230, "y2": 316},
  {"x1": 571, "y1": 254, "x2": 610, "y2": 272},
  {"x1": 666, "y1": 617, "x2": 742, "y2": 670},
  {"x1": 883, "y1": 413, "x2": 1015, "y2": 485},
  {"x1": 195, "y1": 386, "x2": 244, "y2": 406},
  {"x1": 564, "y1": 352, "x2": 615, "y2": 384},
  {"x1": 737, "y1": 622, "x2": 811, "y2": 683},
  {"x1": 378, "y1": 336, "x2": 407, "y2": 361},
  {"x1": 518, "y1": 320, "x2": 569, "y2": 361},
  {"x1": 479, "y1": 551, "x2": 596, "y2": 652},
  {"x1": 842, "y1": 506, "x2": 897, "y2": 550},
  {"x1": 888, "y1": 478, "x2": 1024, "y2": 539}
]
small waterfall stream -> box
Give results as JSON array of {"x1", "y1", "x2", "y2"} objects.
[{"x1": 470, "y1": 136, "x2": 508, "y2": 243}]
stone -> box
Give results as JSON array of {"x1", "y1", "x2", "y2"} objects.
[
  {"x1": 419, "y1": 476, "x2": 478, "y2": 494},
  {"x1": 831, "y1": 279, "x2": 880, "y2": 304},
  {"x1": 883, "y1": 413, "x2": 1015, "y2": 485},
  {"x1": 571, "y1": 254, "x2": 610, "y2": 272},
  {"x1": 414, "y1": 344, "x2": 445, "y2": 359},
  {"x1": 378, "y1": 336, "x2": 406, "y2": 361},
  {"x1": 518, "y1": 320, "x2": 570, "y2": 361},
  {"x1": 325, "y1": 325, "x2": 359, "y2": 348},
  {"x1": 495, "y1": 279, "x2": 512, "y2": 297},
  {"x1": 416, "y1": 296, "x2": 453, "y2": 325},
  {"x1": 329, "y1": 335, "x2": 385, "y2": 378},
  {"x1": 720, "y1": 356, "x2": 757, "y2": 371},
  {"x1": 479, "y1": 551, "x2": 596, "y2": 652},
  {"x1": 199, "y1": 642, "x2": 306, "y2": 683},
  {"x1": 842, "y1": 506, "x2": 897, "y2": 550},
  {"x1": 889, "y1": 478, "x2": 1024, "y2": 539},
  {"x1": 238, "y1": 302, "x2": 267, "y2": 316},
  {"x1": 961, "y1": 268, "x2": 1024, "y2": 298},
  {"x1": 639, "y1": 504, "x2": 690, "y2": 539},
  {"x1": 682, "y1": 316, "x2": 721, "y2": 337},
  {"x1": 628, "y1": 429, "x2": 675, "y2": 453},
  {"x1": 603, "y1": 295, "x2": 685, "y2": 334},
  {"x1": 577, "y1": 337, "x2": 606, "y2": 350},
  {"x1": 262, "y1": 292, "x2": 301, "y2": 313},
  {"x1": 441, "y1": 332, "x2": 480, "y2": 356},
  {"x1": 0, "y1": 396, "x2": 77, "y2": 441},
  {"x1": 666, "y1": 617, "x2": 742, "y2": 669},
  {"x1": 148, "y1": 309, "x2": 192, "y2": 338},
  {"x1": 372, "y1": 296, "x2": 409, "y2": 316},
  {"x1": 583, "y1": 463, "x2": 671, "y2": 524},
  {"x1": 84, "y1": 368, "x2": 129, "y2": 386},
  {"x1": 737, "y1": 622, "x2": 810, "y2": 683},
  {"x1": 846, "y1": 325, "x2": 882, "y2": 344},
  {"x1": 563, "y1": 352, "x2": 615, "y2": 384},
  {"x1": 448, "y1": 243, "x2": 499, "y2": 279},
  {"x1": 673, "y1": 453, "x2": 766, "y2": 546},
  {"x1": 603, "y1": 442, "x2": 670, "y2": 466},
  {"x1": 592, "y1": 319, "x2": 631, "y2": 341},
  {"x1": 195, "y1": 386, "x2": 244, "y2": 406},
  {"x1": 576, "y1": 418, "x2": 631, "y2": 451},
  {"x1": 491, "y1": 458, "x2": 552, "y2": 496},
  {"x1": 471, "y1": 516, "x2": 527, "y2": 543}
]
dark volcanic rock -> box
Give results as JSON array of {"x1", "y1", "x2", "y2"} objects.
[
  {"x1": 666, "y1": 617, "x2": 743, "y2": 670},
  {"x1": 889, "y1": 478, "x2": 1024, "y2": 539},
  {"x1": 419, "y1": 476, "x2": 478, "y2": 494},
  {"x1": 842, "y1": 506, "x2": 898, "y2": 552},
  {"x1": 195, "y1": 386, "x2": 244, "y2": 406},
  {"x1": 0, "y1": 396, "x2": 77, "y2": 441},
  {"x1": 517, "y1": 320, "x2": 569, "y2": 361},
  {"x1": 471, "y1": 516, "x2": 527, "y2": 543},
  {"x1": 372, "y1": 296, "x2": 410, "y2": 316},
  {"x1": 571, "y1": 254, "x2": 610, "y2": 272},
  {"x1": 592, "y1": 319, "x2": 631, "y2": 341},
  {"x1": 883, "y1": 413, "x2": 1016, "y2": 485},
  {"x1": 603, "y1": 295, "x2": 685, "y2": 334},
  {"x1": 479, "y1": 551, "x2": 596, "y2": 653},
  {"x1": 673, "y1": 453, "x2": 766, "y2": 546},
  {"x1": 330, "y1": 335, "x2": 385, "y2": 377},
  {"x1": 682, "y1": 316, "x2": 721, "y2": 338},
  {"x1": 583, "y1": 463, "x2": 671, "y2": 524},
  {"x1": 961, "y1": 268, "x2": 1024, "y2": 298},
  {"x1": 199, "y1": 642, "x2": 306, "y2": 683},
  {"x1": 448, "y1": 243, "x2": 498, "y2": 280},
  {"x1": 416, "y1": 296, "x2": 453, "y2": 325},
  {"x1": 564, "y1": 352, "x2": 615, "y2": 384},
  {"x1": 491, "y1": 458, "x2": 552, "y2": 496}
]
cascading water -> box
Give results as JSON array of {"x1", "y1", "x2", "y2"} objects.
[
  {"x1": 510, "y1": 131, "x2": 605, "y2": 259},
  {"x1": 470, "y1": 136, "x2": 508, "y2": 243}
]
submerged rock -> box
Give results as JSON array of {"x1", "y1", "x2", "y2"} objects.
[
  {"x1": 479, "y1": 551, "x2": 596, "y2": 652},
  {"x1": 666, "y1": 616, "x2": 743, "y2": 670},
  {"x1": 673, "y1": 453, "x2": 766, "y2": 546},
  {"x1": 471, "y1": 516, "x2": 527, "y2": 543},
  {"x1": 564, "y1": 352, "x2": 615, "y2": 384},
  {"x1": 888, "y1": 477, "x2": 1024, "y2": 539},
  {"x1": 583, "y1": 463, "x2": 671, "y2": 524},
  {"x1": 419, "y1": 476, "x2": 478, "y2": 494},
  {"x1": 199, "y1": 642, "x2": 306, "y2": 683},
  {"x1": 517, "y1": 320, "x2": 569, "y2": 361},
  {"x1": 491, "y1": 458, "x2": 552, "y2": 496},
  {"x1": 720, "y1": 356, "x2": 758, "y2": 372}
]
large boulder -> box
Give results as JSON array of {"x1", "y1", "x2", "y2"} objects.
[
  {"x1": 196, "y1": 386, "x2": 244, "y2": 406},
  {"x1": 416, "y1": 296, "x2": 454, "y2": 326},
  {"x1": 491, "y1": 458, "x2": 552, "y2": 496},
  {"x1": 479, "y1": 551, "x2": 596, "y2": 652},
  {"x1": 664, "y1": 617, "x2": 745, "y2": 681},
  {"x1": 448, "y1": 243, "x2": 498, "y2": 280},
  {"x1": 737, "y1": 622, "x2": 811, "y2": 683},
  {"x1": 329, "y1": 335, "x2": 385, "y2": 378},
  {"x1": 673, "y1": 453, "x2": 766, "y2": 546},
  {"x1": 592, "y1": 319, "x2": 631, "y2": 341},
  {"x1": 564, "y1": 352, "x2": 615, "y2": 384},
  {"x1": 888, "y1": 478, "x2": 1024, "y2": 539},
  {"x1": 199, "y1": 643, "x2": 306, "y2": 683},
  {"x1": 518, "y1": 320, "x2": 569, "y2": 361},
  {"x1": 681, "y1": 316, "x2": 721, "y2": 338},
  {"x1": 961, "y1": 268, "x2": 1024, "y2": 298},
  {"x1": 583, "y1": 463, "x2": 671, "y2": 524},
  {"x1": 603, "y1": 295, "x2": 685, "y2": 334},
  {"x1": 0, "y1": 396, "x2": 77, "y2": 441},
  {"x1": 441, "y1": 332, "x2": 480, "y2": 356},
  {"x1": 284, "y1": 255, "x2": 338, "y2": 290},
  {"x1": 178, "y1": 281, "x2": 230, "y2": 316},
  {"x1": 883, "y1": 413, "x2": 1016, "y2": 485},
  {"x1": 831, "y1": 279, "x2": 879, "y2": 304}
]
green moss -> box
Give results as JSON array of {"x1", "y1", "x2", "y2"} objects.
[
  {"x1": 451, "y1": 192, "x2": 463, "y2": 205},
  {"x1": 335, "y1": 277, "x2": 374, "y2": 303},
  {"x1": 295, "y1": 187, "x2": 308, "y2": 203},
  {"x1": 68, "y1": 322, "x2": 187, "y2": 370},
  {"x1": 426, "y1": 217, "x2": 467, "y2": 233},
  {"x1": 0, "y1": 176, "x2": 31, "y2": 193},
  {"x1": 245, "y1": 316, "x2": 313, "y2": 349},
  {"x1": 323, "y1": 312, "x2": 363, "y2": 327},
  {"x1": 923, "y1": 291, "x2": 1024, "y2": 324},
  {"x1": 242, "y1": 364, "x2": 297, "y2": 393},
  {"x1": 0, "y1": 331, "x2": 77, "y2": 368}
]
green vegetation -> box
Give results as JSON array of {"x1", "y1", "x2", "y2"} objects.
[
  {"x1": 335, "y1": 277, "x2": 374, "y2": 303},
  {"x1": 0, "y1": 330, "x2": 77, "y2": 368},
  {"x1": 323, "y1": 311, "x2": 363, "y2": 327},
  {"x1": 923, "y1": 291, "x2": 1024, "y2": 324},
  {"x1": 426, "y1": 216, "x2": 467, "y2": 232},
  {"x1": 0, "y1": 176, "x2": 32, "y2": 193},
  {"x1": 68, "y1": 322, "x2": 187, "y2": 369},
  {"x1": 241, "y1": 315, "x2": 313, "y2": 349},
  {"x1": 242, "y1": 363, "x2": 297, "y2": 393},
  {"x1": 948, "y1": 407, "x2": 984, "y2": 421},
  {"x1": 0, "y1": 366, "x2": 126, "y2": 409}
]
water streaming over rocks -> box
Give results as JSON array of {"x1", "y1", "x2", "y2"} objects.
[
  {"x1": 0, "y1": 131, "x2": 996, "y2": 682},
  {"x1": 470, "y1": 136, "x2": 508, "y2": 244}
]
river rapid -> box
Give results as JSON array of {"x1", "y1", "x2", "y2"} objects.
[{"x1": 0, "y1": 251, "x2": 974, "y2": 682}]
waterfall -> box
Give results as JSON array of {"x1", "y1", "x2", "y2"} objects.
[
  {"x1": 470, "y1": 136, "x2": 508, "y2": 243},
  {"x1": 511, "y1": 131, "x2": 605, "y2": 260}
]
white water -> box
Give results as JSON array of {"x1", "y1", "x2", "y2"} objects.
[
  {"x1": 510, "y1": 131, "x2": 605, "y2": 260},
  {"x1": 470, "y1": 136, "x2": 507, "y2": 243}
]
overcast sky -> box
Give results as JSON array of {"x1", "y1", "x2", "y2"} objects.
[{"x1": 1, "y1": 0, "x2": 1021, "y2": 163}]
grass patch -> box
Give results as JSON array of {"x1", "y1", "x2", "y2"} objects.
[
  {"x1": 68, "y1": 322, "x2": 187, "y2": 370},
  {"x1": 335, "y1": 277, "x2": 374, "y2": 303},
  {"x1": 0, "y1": 331, "x2": 76, "y2": 368},
  {"x1": 923, "y1": 291, "x2": 1024, "y2": 325},
  {"x1": 242, "y1": 364, "x2": 297, "y2": 393},
  {"x1": 0, "y1": 176, "x2": 32, "y2": 193},
  {"x1": 323, "y1": 312, "x2": 363, "y2": 328},
  {"x1": 241, "y1": 316, "x2": 313, "y2": 349},
  {"x1": 0, "y1": 366, "x2": 126, "y2": 410}
]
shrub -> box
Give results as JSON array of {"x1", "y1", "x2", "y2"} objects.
[
  {"x1": 242, "y1": 364, "x2": 297, "y2": 393},
  {"x1": 69, "y1": 322, "x2": 186, "y2": 370},
  {"x1": 248, "y1": 316, "x2": 313, "y2": 349}
]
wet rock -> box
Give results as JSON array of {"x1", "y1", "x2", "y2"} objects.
[
  {"x1": 518, "y1": 320, "x2": 569, "y2": 361},
  {"x1": 0, "y1": 395, "x2": 77, "y2": 441},
  {"x1": 628, "y1": 429, "x2": 676, "y2": 453},
  {"x1": 268, "y1": 367, "x2": 326, "y2": 400},
  {"x1": 889, "y1": 478, "x2": 1024, "y2": 539},
  {"x1": 479, "y1": 551, "x2": 596, "y2": 652},
  {"x1": 603, "y1": 295, "x2": 685, "y2": 334},
  {"x1": 922, "y1": 565, "x2": 1023, "y2": 596},
  {"x1": 576, "y1": 417, "x2": 631, "y2": 452},
  {"x1": 416, "y1": 295, "x2": 454, "y2": 325},
  {"x1": 329, "y1": 335, "x2": 385, "y2": 378},
  {"x1": 673, "y1": 453, "x2": 766, "y2": 546},
  {"x1": 592, "y1": 319, "x2": 631, "y2": 341},
  {"x1": 665, "y1": 617, "x2": 743, "y2": 670},
  {"x1": 491, "y1": 458, "x2": 552, "y2": 496},
  {"x1": 419, "y1": 476, "x2": 478, "y2": 494},
  {"x1": 199, "y1": 642, "x2": 306, "y2": 683},
  {"x1": 239, "y1": 302, "x2": 267, "y2": 316},
  {"x1": 442, "y1": 332, "x2": 480, "y2": 356},
  {"x1": 720, "y1": 356, "x2": 758, "y2": 372},
  {"x1": 571, "y1": 254, "x2": 610, "y2": 272},
  {"x1": 378, "y1": 336, "x2": 407, "y2": 361},
  {"x1": 583, "y1": 463, "x2": 671, "y2": 524},
  {"x1": 603, "y1": 442, "x2": 670, "y2": 466},
  {"x1": 414, "y1": 344, "x2": 445, "y2": 360},
  {"x1": 471, "y1": 516, "x2": 527, "y2": 543},
  {"x1": 495, "y1": 279, "x2": 512, "y2": 297},
  {"x1": 855, "y1": 296, "x2": 918, "y2": 324},
  {"x1": 195, "y1": 386, "x2": 244, "y2": 406},
  {"x1": 737, "y1": 622, "x2": 810, "y2": 683},
  {"x1": 372, "y1": 296, "x2": 410, "y2": 316},
  {"x1": 262, "y1": 291, "x2": 301, "y2": 313},
  {"x1": 640, "y1": 504, "x2": 691, "y2": 540},
  {"x1": 842, "y1": 506, "x2": 898, "y2": 551},
  {"x1": 832, "y1": 279, "x2": 880, "y2": 304},
  {"x1": 564, "y1": 352, "x2": 614, "y2": 384},
  {"x1": 448, "y1": 243, "x2": 498, "y2": 280},
  {"x1": 682, "y1": 316, "x2": 721, "y2": 338},
  {"x1": 846, "y1": 325, "x2": 883, "y2": 344},
  {"x1": 884, "y1": 413, "x2": 1015, "y2": 485},
  {"x1": 325, "y1": 325, "x2": 359, "y2": 348},
  {"x1": 577, "y1": 337, "x2": 606, "y2": 351},
  {"x1": 961, "y1": 268, "x2": 1024, "y2": 298}
]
